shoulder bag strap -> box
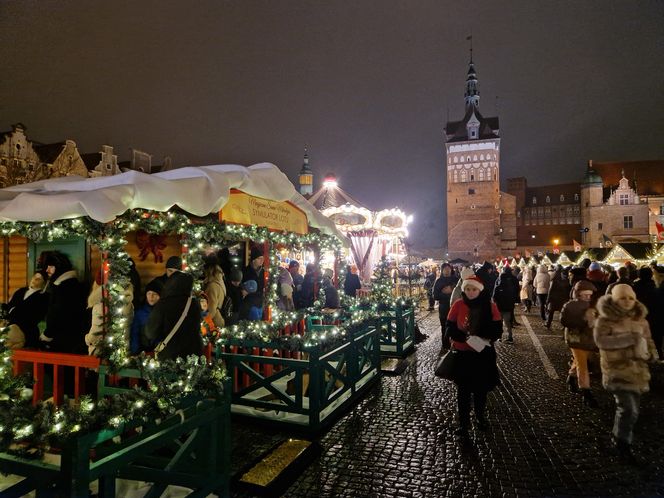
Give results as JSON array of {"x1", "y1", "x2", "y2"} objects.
[{"x1": 154, "y1": 295, "x2": 192, "y2": 354}]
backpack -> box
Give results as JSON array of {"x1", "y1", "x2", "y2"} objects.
[{"x1": 219, "y1": 294, "x2": 233, "y2": 322}]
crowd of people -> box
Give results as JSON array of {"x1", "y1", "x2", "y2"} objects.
[
  {"x1": 428, "y1": 258, "x2": 663, "y2": 461},
  {"x1": 1, "y1": 247, "x2": 364, "y2": 363}
]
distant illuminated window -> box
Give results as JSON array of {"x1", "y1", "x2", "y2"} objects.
[
  {"x1": 546, "y1": 196, "x2": 550, "y2": 203},
  {"x1": 574, "y1": 193, "x2": 579, "y2": 201},
  {"x1": 454, "y1": 156, "x2": 458, "y2": 163},
  {"x1": 619, "y1": 193, "x2": 629, "y2": 205},
  {"x1": 532, "y1": 197, "x2": 537, "y2": 205},
  {"x1": 560, "y1": 195, "x2": 565, "y2": 202},
  {"x1": 479, "y1": 169, "x2": 485, "y2": 181},
  {"x1": 461, "y1": 170, "x2": 467, "y2": 182}
]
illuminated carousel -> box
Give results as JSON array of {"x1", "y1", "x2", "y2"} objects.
[{"x1": 309, "y1": 174, "x2": 412, "y2": 282}]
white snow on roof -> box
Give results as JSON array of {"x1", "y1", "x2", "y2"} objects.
[{"x1": 0, "y1": 163, "x2": 344, "y2": 240}]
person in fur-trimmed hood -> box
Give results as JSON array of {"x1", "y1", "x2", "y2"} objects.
[{"x1": 594, "y1": 284, "x2": 659, "y2": 459}]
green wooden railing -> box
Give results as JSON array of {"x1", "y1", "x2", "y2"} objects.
[
  {"x1": 0, "y1": 371, "x2": 231, "y2": 498},
  {"x1": 377, "y1": 304, "x2": 415, "y2": 357},
  {"x1": 218, "y1": 320, "x2": 381, "y2": 432}
]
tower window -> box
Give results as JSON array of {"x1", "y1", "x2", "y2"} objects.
[
  {"x1": 623, "y1": 216, "x2": 633, "y2": 229},
  {"x1": 598, "y1": 223, "x2": 603, "y2": 229},
  {"x1": 546, "y1": 196, "x2": 550, "y2": 203},
  {"x1": 532, "y1": 197, "x2": 537, "y2": 205},
  {"x1": 574, "y1": 193, "x2": 579, "y2": 201},
  {"x1": 468, "y1": 188, "x2": 475, "y2": 195},
  {"x1": 560, "y1": 195, "x2": 565, "y2": 202},
  {"x1": 470, "y1": 174, "x2": 474, "y2": 181},
  {"x1": 660, "y1": 204, "x2": 664, "y2": 215},
  {"x1": 619, "y1": 194, "x2": 629, "y2": 205}
]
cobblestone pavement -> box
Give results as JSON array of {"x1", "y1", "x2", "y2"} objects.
[{"x1": 230, "y1": 304, "x2": 664, "y2": 497}]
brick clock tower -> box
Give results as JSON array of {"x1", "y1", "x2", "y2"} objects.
[{"x1": 445, "y1": 53, "x2": 503, "y2": 262}]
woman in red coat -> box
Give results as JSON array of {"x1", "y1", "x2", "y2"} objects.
[{"x1": 445, "y1": 275, "x2": 502, "y2": 437}]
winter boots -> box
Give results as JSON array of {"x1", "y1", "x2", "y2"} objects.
[
  {"x1": 581, "y1": 389, "x2": 598, "y2": 408},
  {"x1": 566, "y1": 374, "x2": 579, "y2": 393}
]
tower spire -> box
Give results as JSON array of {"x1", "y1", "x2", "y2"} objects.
[
  {"x1": 298, "y1": 145, "x2": 313, "y2": 197},
  {"x1": 464, "y1": 36, "x2": 479, "y2": 110}
]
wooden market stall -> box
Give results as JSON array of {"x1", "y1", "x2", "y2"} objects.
[
  {"x1": 0, "y1": 163, "x2": 357, "y2": 495},
  {"x1": 0, "y1": 163, "x2": 387, "y2": 497}
]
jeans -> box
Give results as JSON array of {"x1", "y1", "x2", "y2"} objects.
[
  {"x1": 457, "y1": 384, "x2": 488, "y2": 427},
  {"x1": 612, "y1": 390, "x2": 641, "y2": 444},
  {"x1": 501, "y1": 311, "x2": 513, "y2": 340},
  {"x1": 537, "y1": 293, "x2": 548, "y2": 320}
]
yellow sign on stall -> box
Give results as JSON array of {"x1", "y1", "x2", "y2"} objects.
[{"x1": 220, "y1": 190, "x2": 308, "y2": 234}]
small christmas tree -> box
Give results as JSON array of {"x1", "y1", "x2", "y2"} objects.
[{"x1": 371, "y1": 256, "x2": 394, "y2": 309}]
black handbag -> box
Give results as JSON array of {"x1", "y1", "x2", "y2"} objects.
[{"x1": 434, "y1": 349, "x2": 457, "y2": 380}]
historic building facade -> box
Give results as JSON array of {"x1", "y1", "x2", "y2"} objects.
[
  {"x1": 445, "y1": 55, "x2": 516, "y2": 261},
  {"x1": 506, "y1": 177, "x2": 581, "y2": 251},
  {"x1": 0, "y1": 123, "x2": 171, "y2": 188}
]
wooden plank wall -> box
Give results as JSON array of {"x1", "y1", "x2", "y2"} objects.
[
  {"x1": 6, "y1": 236, "x2": 28, "y2": 302},
  {"x1": 91, "y1": 231, "x2": 183, "y2": 300}
]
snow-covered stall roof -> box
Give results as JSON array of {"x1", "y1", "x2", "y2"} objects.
[{"x1": 0, "y1": 163, "x2": 344, "y2": 240}]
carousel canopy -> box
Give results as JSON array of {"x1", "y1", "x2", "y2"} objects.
[{"x1": 0, "y1": 163, "x2": 344, "y2": 239}]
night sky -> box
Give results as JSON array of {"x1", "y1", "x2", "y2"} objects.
[{"x1": 1, "y1": 1, "x2": 663, "y2": 250}]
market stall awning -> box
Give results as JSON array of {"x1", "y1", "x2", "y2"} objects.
[{"x1": 0, "y1": 163, "x2": 345, "y2": 240}]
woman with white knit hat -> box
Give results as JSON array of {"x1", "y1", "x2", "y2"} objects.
[
  {"x1": 445, "y1": 274, "x2": 503, "y2": 436},
  {"x1": 594, "y1": 283, "x2": 659, "y2": 460}
]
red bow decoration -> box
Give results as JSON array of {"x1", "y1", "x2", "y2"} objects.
[{"x1": 136, "y1": 230, "x2": 168, "y2": 262}]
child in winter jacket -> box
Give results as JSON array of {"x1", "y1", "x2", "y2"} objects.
[
  {"x1": 594, "y1": 284, "x2": 659, "y2": 460},
  {"x1": 561, "y1": 280, "x2": 598, "y2": 406}
]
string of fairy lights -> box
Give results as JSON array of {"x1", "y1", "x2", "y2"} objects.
[{"x1": 0, "y1": 208, "x2": 413, "y2": 454}]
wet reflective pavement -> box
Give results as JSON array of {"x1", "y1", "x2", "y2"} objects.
[{"x1": 231, "y1": 306, "x2": 664, "y2": 497}]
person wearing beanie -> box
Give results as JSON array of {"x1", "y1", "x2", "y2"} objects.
[
  {"x1": 130, "y1": 278, "x2": 163, "y2": 354},
  {"x1": 433, "y1": 263, "x2": 459, "y2": 351},
  {"x1": 594, "y1": 284, "x2": 659, "y2": 460},
  {"x1": 154, "y1": 255, "x2": 183, "y2": 287},
  {"x1": 587, "y1": 262, "x2": 608, "y2": 300},
  {"x1": 450, "y1": 267, "x2": 474, "y2": 307},
  {"x1": 533, "y1": 265, "x2": 551, "y2": 321},
  {"x1": 242, "y1": 246, "x2": 265, "y2": 302},
  {"x1": 198, "y1": 291, "x2": 217, "y2": 337},
  {"x1": 561, "y1": 280, "x2": 599, "y2": 405},
  {"x1": 445, "y1": 272, "x2": 502, "y2": 437},
  {"x1": 143, "y1": 271, "x2": 203, "y2": 360},
  {"x1": 239, "y1": 280, "x2": 263, "y2": 320},
  {"x1": 492, "y1": 266, "x2": 520, "y2": 343}
]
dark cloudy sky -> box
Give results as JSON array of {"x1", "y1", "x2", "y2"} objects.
[{"x1": 1, "y1": 1, "x2": 663, "y2": 249}]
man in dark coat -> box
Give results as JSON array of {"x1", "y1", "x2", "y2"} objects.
[
  {"x1": 242, "y1": 246, "x2": 265, "y2": 301},
  {"x1": 475, "y1": 261, "x2": 498, "y2": 302},
  {"x1": 546, "y1": 267, "x2": 572, "y2": 328},
  {"x1": 154, "y1": 255, "x2": 182, "y2": 288},
  {"x1": 299, "y1": 263, "x2": 318, "y2": 309},
  {"x1": 143, "y1": 271, "x2": 202, "y2": 360},
  {"x1": 492, "y1": 266, "x2": 520, "y2": 343},
  {"x1": 41, "y1": 252, "x2": 87, "y2": 353},
  {"x1": 343, "y1": 265, "x2": 362, "y2": 298},
  {"x1": 433, "y1": 263, "x2": 458, "y2": 351}
]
